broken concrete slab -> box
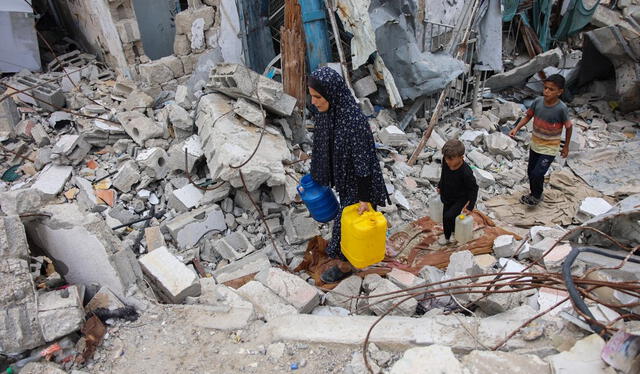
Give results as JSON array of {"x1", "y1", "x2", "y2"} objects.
[
  {"x1": 0, "y1": 215, "x2": 29, "y2": 260},
  {"x1": 486, "y1": 48, "x2": 563, "y2": 90},
  {"x1": 325, "y1": 275, "x2": 362, "y2": 310},
  {"x1": 462, "y1": 350, "x2": 551, "y2": 374},
  {"x1": 577, "y1": 197, "x2": 613, "y2": 222},
  {"x1": 459, "y1": 130, "x2": 486, "y2": 145},
  {"x1": 255, "y1": 267, "x2": 320, "y2": 313},
  {"x1": 207, "y1": 63, "x2": 297, "y2": 116},
  {"x1": 196, "y1": 93, "x2": 291, "y2": 191},
  {"x1": 236, "y1": 280, "x2": 298, "y2": 321},
  {"x1": 379, "y1": 125, "x2": 409, "y2": 147},
  {"x1": 139, "y1": 246, "x2": 201, "y2": 303},
  {"x1": 37, "y1": 285, "x2": 84, "y2": 341},
  {"x1": 166, "y1": 204, "x2": 226, "y2": 249},
  {"x1": 212, "y1": 250, "x2": 271, "y2": 283},
  {"x1": 233, "y1": 98, "x2": 266, "y2": 127},
  {"x1": 390, "y1": 345, "x2": 463, "y2": 374},
  {"x1": 283, "y1": 209, "x2": 321, "y2": 245},
  {"x1": 31, "y1": 164, "x2": 72, "y2": 197},
  {"x1": 122, "y1": 90, "x2": 154, "y2": 112},
  {"x1": 214, "y1": 231, "x2": 256, "y2": 261},
  {"x1": 116, "y1": 111, "x2": 164, "y2": 146},
  {"x1": 420, "y1": 164, "x2": 441, "y2": 182},
  {"x1": 25, "y1": 203, "x2": 142, "y2": 299},
  {"x1": 112, "y1": 160, "x2": 140, "y2": 193}
]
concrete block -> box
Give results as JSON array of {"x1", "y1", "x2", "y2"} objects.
[
  {"x1": 31, "y1": 164, "x2": 72, "y2": 197},
  {"x1": 212, "y1": 250, "x2": 271, "y2": 283},
  {"x1": 420, "y1": 163, "x2": 441, "y2": 182},
  {"x1": 166, "y1": 204, "x2": 226, "y2": 249},
  {"x1": 167, "y1": 135, "x2": 203, "y2": 173},
  {"x1": 37, "y1": 285, "x2": 84, "y2": 341},
  {"x1": 353, "y1": 75, "x2": 377, "y2": 97},
  {"x1": 366, "y1": 278, "x2": 416, "y2": 316},
  {"x1": 175, "y1": 5, "x2": 215, "y2": 35},
  {"x1": 485, "y1": 132, "x2": 518, "y2": 159},
  {"x1": 168, "y1": 183, "x2": 204, "y2": 212},
  {"x1": 233, "y1": 98, "x2": 266, "y2": 127},
  {"x1": 136, "y1": 147, "x2": 169, "y2": 181},
  {"x1": 174, "y1": 34, "x2": 191, "y2": 56},
  {"x1": 214, "y1": 231, "x2": 256, "y2": 261},
  {"x1": 12, "y1": 75, "x2": 66, "y2": 111},
  {"x1": 0, "y1": 188, "x2": 47, "y2": 216},
  {"x1": 528, "y1": 238, "x2": 571, "y2": 269},
  {"x1": 391, "y1": 345, "x2": 463, "y2": 374},
  {"x1": 139, "y1": 246, "x2": 201, "y2": 303},
  {"x1": 577, "y1": 197, "x2": 612, "y2": 222},
  {"x1": 25, "y1": 203, "x2": 142, "y2": 299},
  {"x1": 462, "y1": 350, "x2": 551, "y2": 374},
  {"x1": 0, "y1": 215, "x2": 29, "y2": 260},
  {"x1": 84, "y1": 287, "x2": 125, "y2": 313},
  {"x1": 467, "y1": 149, "x2": 493, "y2": 169},
  {"x1": 116, "y1": 112, "x2": 164, "y2": 146},
  {"x1": 144, "y1": 226, "x2": 166, "y2": 251},
  {"x1": 379, "y1": 125, "x2": 408, "y2": 147},
  {"x1": 236, "y1": 281, "x2": 298, "y2": 321},
  {"x1": 473, "y1": 168, "x2": 496, "y2": 188},
  {"x1": 207, "y1": 63, "x2": 297, "y2": 116},
  {"x1": 325, "y1": 275, "x2": 362, "y2": 310},
  {"x1": 255, "y1": 267, "x2": 320, "y2": 313},
  {"x1": 492, "y1": 235, "x2": 515, "y2": 258},
  {"x1": 387, "y1": 268, "x2": 426, "y2": 291},
  {"x1": 112, "y1": 160, "x2": 140, "y2": 192},
  {"x1": 445, "y1": 250, "x2": 483, "y2": 278},
  {"x1": 51, "y1": 134, "x2": 90, "y2": 165},
  {"x1": 283, "y1": 209, "x2": 321, "y2": 245},
  {"x1": 426, "y1": 131, "x2": 446, "y2": 150},
  {"x1": 122, "y1": 90, "x2": 154, "y2": 112}
]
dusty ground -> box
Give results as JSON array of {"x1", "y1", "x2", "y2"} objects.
[{"x1": 86, "y1": 304, "x2": 365, "y2": 374}]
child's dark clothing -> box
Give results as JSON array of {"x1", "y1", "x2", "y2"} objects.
[
  {"x1": 437, "y1": 161, "x2": 478, "y2": 240},
  {"x1": 526, "y1": 97, "x2": 571, "y2": 199}
]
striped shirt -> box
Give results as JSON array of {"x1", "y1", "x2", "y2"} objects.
[{"x1": 527, "y1": 97, "x2": 571, "y2": 156}]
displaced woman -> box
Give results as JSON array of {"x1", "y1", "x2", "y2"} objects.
[{"x1": 307, "y1": 67, "x2": 389, "y2": 283}]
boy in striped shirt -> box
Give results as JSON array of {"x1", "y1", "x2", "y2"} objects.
[{"x1": 509, "y1": 74, "x2": 573, "y2": 206}]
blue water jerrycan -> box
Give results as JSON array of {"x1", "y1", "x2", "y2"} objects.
[{"x1": 296, "y1": 174, "x2": 339, "y2": 223}]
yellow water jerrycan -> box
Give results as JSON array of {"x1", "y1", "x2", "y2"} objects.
[{"x1": 340, "y1": 203, "x2": 387, "y2": 269}]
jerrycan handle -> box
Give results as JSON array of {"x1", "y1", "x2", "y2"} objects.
[{"x1": 296, "y1": 185, "x2": 304, "y2": 196}]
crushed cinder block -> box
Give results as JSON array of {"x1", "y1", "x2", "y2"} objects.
[
  {"x1": 379, "y1": 125, "x2": 408, "y2": 147},
  {"x1": 112, "y1": 160, "x2": 140, "y2": 193},
  {"x1": 168, "y1": 183, "x2": 204, "y2": 212},
  {"x1": 214, "y1": 231, "x2": 256, "y2": 261},
  {"x1": 212, "y1": 250, "x2": 271, "y2": 284},
  {"x1": 144, "y1": 226, "x2": 166, "y2": 251},
  {"x1": 51, "y1": 134, "x2": 90, "y2": 165},
  {"x1": 37, "y1": 285, "x2": 84, "y2": 341},
  {"x1": 446, "y1": 250, "x2": 483, "y2": 278},
  {"x1": 116, "y1": 111, "x2": 164, "y2": 146},
  {"x1": 30, "y1": 122, "x2": 51, "y2": 146},
  {"x1": 283, "y1": 209, "x2": 320, "y2": 245},
  {"x1": 576, "y1": 197, "x2": 612, "y2": 222},
  {"x1": 236, "y1": 281, "x2": 298, "y2": 321},
  {"x1": 139, "y1": 246, "x2": 201, "y2": 303},
  {"x1": 166, "y1": 204, "x2": 226, "y2": 249},
  {"x1": 493, "y1": 235, "x2": 515, "y2": 258},
  {"x1": 474, "y1": 168, "x2": 496, "y2": 188},
  {"x1": 84, "y1": 287, "x2": 125, "y2": 313},
  {"x1": 207, "y1": 63, "x2": 297, "y2": 116},
  {"x1": 462, "y1": 350, "x2": 551, "y2": 374},
  {"x1": 467, "y1": 149, "x2": 493, "y2": 169},
  {"x1": 136, "y1": 147, "x2": 169, "y2": 181},
  {"x1": 167, "y1": 134, "x2": 203, "y2": 173},
  {"x1": 255, "y1": 267, "x2": 320, "y2": 313},
  {"x1": 31, "y1": 164, "x2": 72, "y2": 197},
  {"x1": 233, "y1": 98, "x2": 266, "y2": 127},
  {"x1": 390, "y1": 345, "x2": 463, "y2": 374},
  {"x1": 325, "y1": 275, "x2": 362, "y2": 310}
]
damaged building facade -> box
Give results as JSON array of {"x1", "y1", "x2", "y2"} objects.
[{"x1": 1, "y1": 0, "x2": 640, "y2": 372}]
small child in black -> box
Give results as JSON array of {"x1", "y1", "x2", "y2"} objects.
[{"x1": 437, "y1": 139, "x2": 479, "y2": 245}]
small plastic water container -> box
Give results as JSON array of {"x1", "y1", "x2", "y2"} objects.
[
  {"x1": 341, "y1": 203, "x2": 387, "y2": 269},
  {"x1": 428, "y1": 196, "x2": 443, "y2": 223},
  {"x1": 296, "y1": 174, "x2": 339, "y2": 223},
  {"x1": 455, "y1": 214, "x2": 474, "y2": 244}
]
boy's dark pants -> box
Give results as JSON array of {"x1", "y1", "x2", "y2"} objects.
[
  {"x1": 527, "y1": 149, "x2": 555, "y2": 199},
  {"x1": 442, "y1": 199, "x2": 468, "y2": 240}
]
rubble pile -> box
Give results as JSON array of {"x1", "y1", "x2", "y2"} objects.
[{"x1": 1, "y1": 0, "x2": 640, "y2": 373}]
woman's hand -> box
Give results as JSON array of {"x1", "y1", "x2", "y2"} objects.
[{"x1": 357, "y1": 201, "x2": 370, "y2": 215}]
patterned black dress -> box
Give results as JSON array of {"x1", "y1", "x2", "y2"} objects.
[{"x1": 309, "y1": 67, "x2": 388, "y2": 259}]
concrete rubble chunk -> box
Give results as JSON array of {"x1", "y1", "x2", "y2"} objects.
[
  {"x1": 460, "y1": 130, "x2": 486, "y2": 145},
  {"x1": 51, "y1": 134, "x2": 90, "y2": 165},
  {"x1": 283, "y1": 209, "x2": 321, "y2": 245},
  {"x1": 144, "y1": 226, "x2": 166, "y2": 252},
  {"x1": 136, "y1": 147, "x2": 169, "y2": 181},
  {"x1": 175, "y1": 5, "x2": 215, "y2": 35},
  {"x1": 37, "y1": 285, "x2": 84, "y2": 341},
  {"x1": 31, "y1": 164, "x2": 72, "y2": 197},
  {"x1": 353, "y1": 75, "x2": 378, "y2": 97},
  {"x1": 546, "y1": 334, "x2": 614, "y2": 374},
  {"x1": 166, "y1": 204, "x2": 226, "y2": 249},
  {"x1": 379, "y1": 125, "x2": 409, "y2": 147},
  {"x1": 493, "y1": 235, "x2": 516, "y2": 258},
  {"x1": 196, "y1": 93, "x2": 291, "y2": 191},
  {"x1": 214, "y1": 231, "x2": 256, "y2": 261},
  {"x1": 12, "y1": 74, "x2": 66, "y2": 111},
  {"x1": 112, "y1": 160, "x2": 140, "y2": 193},
  {"x1": 236, "y1": 281, "x2": 298, "y2": 321},
  {"x1": 116, "y1": 111, "x2": 164, "y2": 146},
  {"x1": 474, "y1": 168, "x2": 496, "y2": 188},
  {"x1": 467, "y1": 149, "x2": 493, "y2": 169},
  {"x1": 420, "y1": 164, "x2": 441, "y2": 182},
  {"x1": 0, "y1": 188, "x2": 46, "y2": 216},
  {"x1": 212, "y1": 250, "x2": 271, "y2": 283},
  {"x1": 167, "y1": 134, "x2": 204, "y2": 173},
  {"x1": 387, "y1": 268, "x2": 426, "y2": 291},
  {"x1": 325, "y1": 275, "x2": 362, "y2": 310},
  {"x1": 25, "y1": 203, "x2": 142, "y2": 299},
  {"x1": 233, "y1": 98, "x2": 266, "y2": 127},
  {"x1": 476, "y1": 285, "x2": 529, "y2": 315},
  {"x1": 366, "y1": 277, "x2": 417, "y2": 316},
  {"x1": 167, "y1": 103, "x2": 194, "y2": 140},
  {"x1": 462, "y1": 350, "x2": 551, "y2": 374},
  {"x1": 139, "y1": 60, "x2": 175, "y2": 85},
  {"x1": 419, "y1": 265, "x2": 444, "y2": 284},
  {"x1": 494, "y1": 101, "x2": 523, "y2": 122},
  {"x1": 175, "y1": 84, "x2": 194, "y2": 109},
  {"x1": 74, "y1": 176, "x2": 100, "y2": 211},
  {"x1": 446, "y1": 250, "x2": 483, "y2": 278},
  {"x1": 139, "y1": 246, "x2": 201, "y2": 303},
  {"x1": 391, "y1": 345, "x2": 464, "y2": 374},
  {"x1": 255, "y1": 267, "x2": 320, "y2": 313},
  {"x1": 122, "y1": 90, "x2": 154, "y2": 111},
  {"x1": 528, "y1": 237, "x2": 571, "y2": 269},
  {"x1": 84, "y1": 287, "x2": 125, "y2": 313},
  {"x1": 577, "y1": 197, "x2": 613, "y2": 222},
  {"x1": 486, "y1": 48, "x2": 563, "y2": 90},
  {"x1": 207, "y1": 63, "x2": 297, "y2": 116},
  {"x1": 485, "y1": 132, "x2": 518, "y2": 159},
  {"x1": 30, "y1": 122, "x2": 51, "y2": 146},
  {"x1": 0, "y1": 93, "x2": 19, "y2": 141},
  {"x1": 0, "y1": 216, "x2": 29, "y2": 260},
  {"x1": 426, "y1": 131, "x2": 446, "y2": 150},
  {"x1": 168, "y1": 183, "x2": 204, "y2": 212}
]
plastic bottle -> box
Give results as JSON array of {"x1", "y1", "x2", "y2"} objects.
[
  {"x1": 428, "y1": 196, "x2": 443, "y2": 223},
  {"x1": 454, "y1": 214, "x2": 474, "y2": 244}
]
